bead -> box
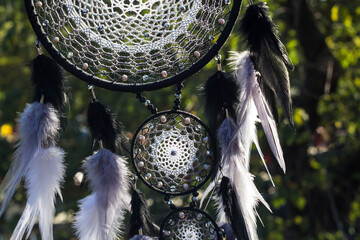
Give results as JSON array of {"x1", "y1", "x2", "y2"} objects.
[
  {"x1": 209, "y1": 35, "x2": 215, "y2": 41},
  {"x1": 190, "y1": 201, "x2": 196, "y2": 207},
  {"x1": 137, "y1": 161, "x2": 144, "y2": 168},
  {"x1": 167, "y1": 200, "x2": 173, "y2": 205},
  {"x1": 174, "y1": 99, "x2": 180, "y2": 104},
  {"x1": 144, "y1": 173, "x2": 151, "y2": 180},
  {"x1": 67, "y1": 52, "x2": 73, "y2": 58},
  {"x1": 157, "y1": 182, "x2": 163, "y2": 188},
  {"x1": 82, "y1": 63, "x2": 88, "y2": 70},
  {"x1": 144, "y1": 32, "x2": 150, "y2": 38},
  {"x1": 174, "y1": 94, "x2": 181, "y2": 99},
  {"x1": 194, "y1": 51, "x2": 201, "y2": 58},
  {"x1": 82, "y1": 9, "x2": 88, "y2": 14},
  {"x1": 147, "y1": 104, "x2": 154, "y2": 110},
  {"x1": 143, "y1": 75, "x2": 149, "y2": 81},
  {"x1": 163, "y1": 22, "x2": 170, "y2": 29},
  {"x1": 42, "y1": 20, "x2": 49, "y2": 26},
  {"x1": 205, "y1": 221, "x2": 211, "y2": 228},
  {"x1": 161, "y1": 70, "x2": 168, "y2": 78},
  {"x1": 206, "y1": 150, "x2": 211, "y2": 156},
  {"x1": 196, "y1": 214, "x2": 202, "y2": 220},
  {"x1": 138, "y1": 135, "x2": 146, "y2": 144},
  {"x1": 193, "y1": 192, "x2": 199, "y2": 197},
  {"x1": 218, "y1": 18, "x2": 225, "y2": 25},
  {"x1": 178, "y1": 212, "x2": 185, "y2": 219},
  {"x1": 53, "y1": 37, "x2": 59, "y2": 43},
  {"x1": 179, "y1": 5, "x2": 185, "y2": 11},
  {"x1": 203, "y1": 137, "x2": 208, "y2": 142},
  {"x1": 35, "y1": 1, "x2": 43, "y2": 7},
  {"x1": 184, "y1": 117, "x2": 190, "y2": 125},
  {"x1": 171, "y1": 150, "x2": 177, "y2": 156},
  {"x1": 160, "y1": 116, "x2": 167, "y2": 123},
  {"x1": 144, "y1": 100, "x2": 151, "y2": 106},
  {"x1": 204, "y1": 164, "x2": 210, "y2": 170},
  {"x1": 196, "y1": 176, "x2": 201, "y2": 182},
  {"x1": 122, "y1": 74, "x2": 128, "y2": 82},
  {"x1": 101, "y1": 70, "x2": 106, "y2": 76},
  {"x1": 98, "y1": 25, "x2": 104, "y2": 31},
  {"x1": 170, "y1": 185, "x2": 176, "y2": 192},
  {"x1": 119, "y1": 33, "x2": 125, "y2": 40},
  {"x1": 192, "y1": 196, "x2": 197, "y2": 201},
  {"x1": 178, "y1": 63, "x2": 185, "y2": 70},
  {"x1": 163, "y1": 230, "x2": 171, "y2": 236},
  {"x1": 224, "y1": 0, "x2": 230, "y2": 4},
  {"x1": 183, "y1": 183, "x2": 189, "y2": 190}
]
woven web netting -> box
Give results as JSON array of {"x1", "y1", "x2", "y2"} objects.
[
  {"x1": 132, "y1": 112, "x2": 213, "y2": 195},
  {"x1": 162, "y1": 209, "x2": 217, "y2": 239},
  {"x1": 31, "y1": 0, "x2": 232, "y2": 85}
]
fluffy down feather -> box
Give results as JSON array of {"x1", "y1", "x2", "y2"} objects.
[
  {"x1": 0, "y1": 103, "x2": 60, "y2": 216},
  {"x1": 10, "y1": 147, "x2": 66, "y2": 240},
  {"x1": 74, "y1": 149, "x2": 131, "y2": 240}
]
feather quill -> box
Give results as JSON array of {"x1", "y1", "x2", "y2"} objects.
[
  {"x1": 0, "y1": 103, "x2": 60, "y2": 216},
  {"x1": 10, "y1": 147, "x2": 65, "y2": 240},
  {"x1": 230, "y1": 51, "x2": 285, "y2": 173},
  {"x1": 73, "y1": 149, "x2": 131, "y2": 240},
  {"x1": 240, "y1": 2, "x2": 295, "y2": 131}
]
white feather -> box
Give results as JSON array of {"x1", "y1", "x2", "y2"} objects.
[
  {"x1": 74, "y1": 149, "x2": 131, "y2": 240},
  {"x1": 10, "y1": 147, "x2": 66, "y2": 240},
  {"x1": 229, "y1": 51, "x2": 286, "y2": 173},
  {"x1": 0, "y1": 103, "x2": 60, "y2": 216}
]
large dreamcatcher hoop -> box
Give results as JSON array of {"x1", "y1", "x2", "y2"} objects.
[
  {"x1": 131, "y1": 110, "x2": 216, "y2": 196},
  {"x1": 25, "y1": 0, "x2": 241, "y2": 91}
]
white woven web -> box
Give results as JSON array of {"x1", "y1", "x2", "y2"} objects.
[
  {"x1": 64, "y1": 0, "x2": 202, "y2": 54},
  {"x1": 33, "y1": 0, "x2": 231, "y2": 84},
  {"x1": 150, "y1": 129, "x2": 197, "y2": 176}
]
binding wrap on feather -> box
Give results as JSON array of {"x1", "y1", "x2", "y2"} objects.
[
  {"x1": 0, "y1": 46, "x2": 67, "y2": 240},
  {"x1": 73, "y1": 87, "x2": 131, "y2": 240}
]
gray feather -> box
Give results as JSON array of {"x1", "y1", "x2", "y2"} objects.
[
  {"x1": 74, "y1": 149, "x2": 131, "y2": 240},
  {"x1": 0, "y1": 102, "x2": 60, "y2": 216}
]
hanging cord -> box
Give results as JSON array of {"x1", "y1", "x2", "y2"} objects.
[
  {"x1": 173, "y1": 82, "x2": 184, "y2": 110},
  {"x1": 35, "y1": 40, "x2": 43, "y2": 55},
  {"x1": 135, "y1": 92, "x2": 158, "y2": 114},
  {"x1": 215, "y1": 54, "x2": 222, "y2": 71}
]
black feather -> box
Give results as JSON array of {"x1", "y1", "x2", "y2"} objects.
[
  {"x1": 204, "y1": 71, "x2": 239, "y2": 133},
  {"x1": 87, "y1": 100, "x2": 129, "y2": 153},
  {"x1": 241, "y1": 2, "x2": 295, "y2": 132},
  {"x1": 217, "y1": 177, "x2": 249, "y2": 240},
  {"x1": 31, "y1": 54, "x2": 68, "y2": 126},
  {"x1": 129, "y1": 189, "x2": 159, "y2": 238},
  {"x1": 203, "y1": 71, "x2": 239, "y2": 178},
  {"x1": 220, "y1": 223, "x2": 237, "y2": 240}
]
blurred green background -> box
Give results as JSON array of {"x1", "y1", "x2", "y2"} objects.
[{"x1": 1, "y1": 0, "x2": 360, "y2": 239}]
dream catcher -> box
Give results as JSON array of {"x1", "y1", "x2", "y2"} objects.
[{"x1": 0, "y1": 0, "x2": 295, "y2": 239}]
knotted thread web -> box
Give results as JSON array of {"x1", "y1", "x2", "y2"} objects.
[
  {"x1": 31, "y1": 0, "x2": 232, "y2": 85},
  {"x1": 162, "y1": 209, "x2": 217, "y2": 239},
  {"x1": 132, "y1": 111, "x2": 213, "y2": 195}
]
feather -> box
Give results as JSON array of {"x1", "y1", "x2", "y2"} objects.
[
  {"x1": 240, "y1": 2, "x2": 295, "y2": 131},
  {"x1": 87, "y1": 100, "x2": 129, "y2": 154},
  {"x1": 230, "y1": 51, "x2": 285, "y2": 173},
  {"x1": 73, "y1": 149, "x2": 131, "y2": 240},
  {"x1": 0, "y1": 103, "x2": 60, "y2": 216},
  {"x1": 129, "y1": 189, "x2": 159, "y2": 238},
  {"x1": 10, "y1": 147, "x2": 66, "y2": 240},
  {"x1": 215, "y1": 177, "x2": 249, "y2": 240},
  {"x1": 203, "y1": 71, "x2": 239, "y2": 179},
  {"x1": 216, "y1": 117, "x2": 270, "y2": 240},
  {"x1": 31, "y1": 54, "x2": 68, "y2": 127},
  {"x1": 203, "y1": 71, "x2": 239, "y2": 133}
]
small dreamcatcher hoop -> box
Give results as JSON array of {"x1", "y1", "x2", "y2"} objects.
[
  {"x1": 131, "y1": 110, "x2": 215, "y2": 196},
  {"x1": 159, "y1": 207, "x2": 223, "y2": 239},
  {"x1": 25, "y1": 0, "x2": 242, "y2": 92}
]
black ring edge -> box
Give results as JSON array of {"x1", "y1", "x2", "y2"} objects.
[
  {"x1": 24, "y1": 0, "x2": 242, "y2": 92},
  {"x1": 130, "y1": 110, "x2": 217, "y2": 197},
  {"x1": 159, "y1": 207, "x2": 221, "y2": 240}
]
